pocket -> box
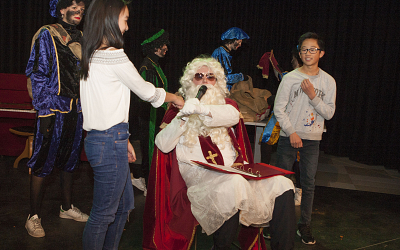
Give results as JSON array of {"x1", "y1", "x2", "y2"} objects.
[
  {"x1": 84, "y1": 137, "x2": 106, "y2": 167},
  {"x1": 114, "y1": 137, "x2": 129, "y2": 161},
  {"x1": 115, "y1": 129, "x2": 130, "y2": 141}
]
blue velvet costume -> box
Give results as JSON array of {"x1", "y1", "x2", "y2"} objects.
[
  {"x1": 212, "y1": 27, "x2": 249, "y2": 91},
  {"x1": 26, "y1": 23, "x2": 84, "y2": 177},
  {"x1": 212, "y1": 46, "x2": 244, "y2": 91}
]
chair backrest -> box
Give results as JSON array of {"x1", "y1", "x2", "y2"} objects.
[{"x1": 0, "y1": 73, "x2": 33, "y2": 111}]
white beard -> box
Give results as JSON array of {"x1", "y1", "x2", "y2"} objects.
[
  {"x1": 182, "y1": 84, "x2": 230, "y2": 148},
  {"x1": 184, "y1": 84, "x2": 225, "y2": 104}
]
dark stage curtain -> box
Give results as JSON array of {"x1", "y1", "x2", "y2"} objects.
[{"x1": 1, "y1": 0, "x2": 399, "y2": 169}]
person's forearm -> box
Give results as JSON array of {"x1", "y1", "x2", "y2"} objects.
[
  {"x1": 165, "y1": 92, "x2": 184, "y2": 109},
  {"x1": 164, "y1": 92, "x2": 177, "y2": 103}
]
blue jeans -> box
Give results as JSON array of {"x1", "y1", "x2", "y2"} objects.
[
  {"x1": 82, "y1": 123, "x2": 135, "y2": 250},
  {"x1": 276, "y1": 136, "x2": 320, "y2": 225}
]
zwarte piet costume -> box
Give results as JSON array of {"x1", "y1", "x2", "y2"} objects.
[
  {"x1": 131, "y1": 29, "x2": 169, "y2": 180},
  {"x1": 212, "y1": 27, "x2": 250, "y2": 91},
  {"x1": 26, "y1": 14, "x2": 84, "y2": 177}
]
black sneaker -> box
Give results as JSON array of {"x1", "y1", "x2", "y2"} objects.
[{"x1": 297, "y1": 224, "x2": 316, "y2": 245}]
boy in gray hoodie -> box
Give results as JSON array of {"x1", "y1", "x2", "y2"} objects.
[{"x1": 274, "y1": 32, "x2": 336, "y2": 245}]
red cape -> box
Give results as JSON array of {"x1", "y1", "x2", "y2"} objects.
[{"x1": 142, "y1": 98, "x2": 267, "y2": 250}]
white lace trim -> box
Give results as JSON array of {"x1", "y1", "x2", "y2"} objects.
[
  {"x1": 91, "y1": 50, "x2": 129, "y2": 65},
  {"x1": 146, "y1": 88, "x2": 162, "y2": 103}
]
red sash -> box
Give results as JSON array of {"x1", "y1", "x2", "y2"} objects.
[{"x1": 199, "y1": 128, "x2": 246, "y2": 166}]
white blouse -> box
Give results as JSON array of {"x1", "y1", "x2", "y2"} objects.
[{"x1": 80, "y1": 48, "x2": 166, "y2": 131}]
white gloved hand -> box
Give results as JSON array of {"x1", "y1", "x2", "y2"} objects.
[{"x1": 179, "y1": 98, "x2": 210, "y2": 116}]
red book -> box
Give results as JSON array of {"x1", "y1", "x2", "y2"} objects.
[{"x1": 192, "y1": 161, "x2": 294, "y2": 180}]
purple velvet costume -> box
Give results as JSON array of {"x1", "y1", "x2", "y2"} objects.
[{"x1": 26, "y1": 24, "x2": 83, "y2": 177}]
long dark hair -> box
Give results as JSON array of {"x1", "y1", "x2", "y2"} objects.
[{"x1": 80, "y1": 0, "x2": 128, "y2": 80}]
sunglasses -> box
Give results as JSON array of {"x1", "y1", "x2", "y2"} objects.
[{"x1": 194, "y1": 73, "x2": 217, "y2": 81}]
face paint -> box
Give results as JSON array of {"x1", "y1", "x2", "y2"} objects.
[
  {"x1": 160, "y1": 47, "x2": 168, "y2": 55},
  {"x1": 66, "y1": 9, "x2": 83, "y2": 25},
  {"x1": 61, "y1": 1, "x2": 85, "y2": 26},
  {"x1": 155, "y1": 44, "x2": 168, "y2": 58},
  {"x1": 229, "y1": 39, "x2": 242, "y2": 51},
  {"x1": 233, "y1": 40, "x2": 242, "y2": 49}
]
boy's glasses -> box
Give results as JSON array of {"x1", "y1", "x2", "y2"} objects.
[
  {"x1": 299, "y1": 48, "x2": 321, "y2": 54},
  {"x1": 194, "y1": 73, "x2": 217, "y2": 81}
]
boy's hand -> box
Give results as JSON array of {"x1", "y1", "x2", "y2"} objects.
[
  {"x1": 290, "y1": 132, "x2": 303, "y2": 148},
  {"x1": 128, "y1": 141, "x2": 136, "y2": 163},
  {"x1": 301, "y1": 79, "x2": 316, "y2": 100}
]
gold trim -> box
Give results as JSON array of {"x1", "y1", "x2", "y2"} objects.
[
  {"x1": 152, "y1": 152, "x2": 159, "y2": 249},
  {"x1": 146, "y1": 57, "x2": 165, "y2": 87},
  {"x1": 239, "y1": 119, "x2": 250, "y2": 163},
  {"x1": 247, "y1": 229, "x2": 259, "y2": 250},
  {"x1": 38, "y1": 113, "x2": 55, "y2": 118},
  {"x1": 43, "y1": 27, "x2": 61, "y2": 96},
  {"x1": 49, "y1": 99, "x2": 73, "y2": 114},
  {"x1": 49, "y1": 109, "x2": 69, "y2": 113},
  {"x1": 187, "y1": 225, "x2": 199, "y2": 250},
  {"x1": 139, "y1": 65, "x2": 148, "y2": 73}
]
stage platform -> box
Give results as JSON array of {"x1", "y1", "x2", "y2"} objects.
[{"x1": 0, "y1": 140, "x2": 399, "y2": 249}]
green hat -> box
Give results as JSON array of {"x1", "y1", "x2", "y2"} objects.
[{"x1": 141, "y1": 29, "x2": 170, "y2": 56}]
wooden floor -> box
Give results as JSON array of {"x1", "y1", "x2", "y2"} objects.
[{"x1": 1, "y1": 146, "x2": 399, "y2": 249}]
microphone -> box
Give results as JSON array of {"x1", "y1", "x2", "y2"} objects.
[
  {"x1": 178, "y1": 85, "x2": 208, "y2": 120},
  {"x1": 195, "y1": 85, "x2": 208, "y2": 100}
]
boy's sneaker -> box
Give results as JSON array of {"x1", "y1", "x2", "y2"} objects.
[
  {"x1": 59, "y1": 204, "x2": 89, "y2": 222},
  {"x1": 25, "y1": 214, "x2": 45, "y2": 238},
  {"x1": 132, "y1": 177, "x2": 146, "y2": 191},
  {"x1": 294, "y1": 188, "x2": 302, "y2": 206},
  {"x1": 297, "y1": 223, "x2": 316, "y2": 245}
]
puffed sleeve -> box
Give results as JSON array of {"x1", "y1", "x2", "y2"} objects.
[
  {"x1": 155, "y1": 116, "x2": 186, "y2": 153},
  {"x1": 112, "y1": 56, "x2": 167, "y2": 108},
  {"x1": 26, "y1": 28, "x2": 58, "y2": 117},
  {"x1": 213, "y1": 47, "x2": 244, "y2": 83}
]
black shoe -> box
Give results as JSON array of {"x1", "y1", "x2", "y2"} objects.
[
  {"x1": 297, "y1": 224, "x2": 316, "y2": 245},
  {"x1": 263, "y1": 226, "x2": 271, "y2": 240}
]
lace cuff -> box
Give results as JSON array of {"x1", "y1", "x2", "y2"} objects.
[{"x1": 147, "y1": 88, "x2": 166, "y2": 108}]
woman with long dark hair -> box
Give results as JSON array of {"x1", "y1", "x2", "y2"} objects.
[{"x1": 80, "y1": 0, "x2": 184, "y2": 248}]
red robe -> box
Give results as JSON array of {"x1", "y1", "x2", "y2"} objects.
[{"x1": 142, "y1": 98, "x2": 267, "y2": 250}]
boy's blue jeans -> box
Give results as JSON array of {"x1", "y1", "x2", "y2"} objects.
[
  {"x1": 82, "y1": 123, "x2": 135, "y2": 250},
  {"x1": 276, "y1": 136, "x2": 320, "y2": 225}
]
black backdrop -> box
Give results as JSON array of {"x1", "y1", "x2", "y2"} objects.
[{"x1": 1, "y1": 0, "x2": 399, "y2": 169}]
